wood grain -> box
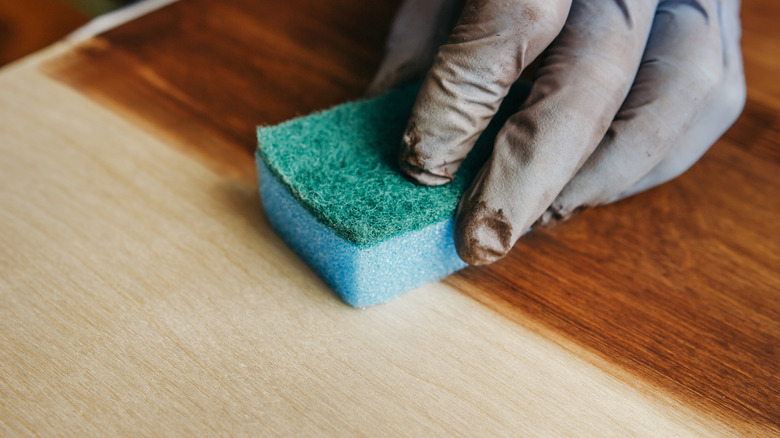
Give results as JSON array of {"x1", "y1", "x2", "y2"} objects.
[
  {"x1": 8, "y1": 0, "x2": 778, "y2": 435},
  {"x1": 447, "y1": 138, "x2": 780, "y2": 430},
  {"x1": 1, "y1": 48, "x2": 743, "y2": 436},
  {"x1": 0, "y1": 0, "x2": 87, "y2": 66}
]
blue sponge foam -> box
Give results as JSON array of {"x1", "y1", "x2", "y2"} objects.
[
  {"x1": 258, "y1": 158, "x2": 466, "y2": 307},
  {"x1": 256, "y1": 82, "x2": 530, "y2": 307}
]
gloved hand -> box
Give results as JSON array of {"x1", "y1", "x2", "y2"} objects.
[{"x1": 368, "y1": 0, "x2": 746, "y2": 265}]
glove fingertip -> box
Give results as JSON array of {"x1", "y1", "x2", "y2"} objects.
[{"x1": 455, "y1": 200, "x2": 514, "y2": 265}]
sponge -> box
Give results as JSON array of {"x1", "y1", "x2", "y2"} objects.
[{"x1": 257, "y1": 82, "x2": 529, "y2": 307}]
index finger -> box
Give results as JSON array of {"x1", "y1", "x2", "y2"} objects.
[{"x1": 399, "y1": 0, "x2": 572, "y2": 186}]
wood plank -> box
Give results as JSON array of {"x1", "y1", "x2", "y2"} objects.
[
  {"x1": 4, "y1": 0, "x2": 777, "y2": 434},
  {"x1": 0, "y1": 0, "x2": 87, "y2": 66},
  {"x1": 740, "y1": 0, "x2": 780, "y2": 110},
  {"x1": 448, "y1": 137, "x2": 780, "y2": 430},
  {"x1": 1, "y1": 47, "x2": 743, "y2": 436}
]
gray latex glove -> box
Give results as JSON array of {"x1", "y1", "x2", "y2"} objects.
[{"x1": 368, "y1": 0, "x2": 746, "y2": 265}]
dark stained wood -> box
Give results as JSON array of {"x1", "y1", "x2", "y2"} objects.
[
  {"x1": 45, "y1": 0, "x2": 780, "y2": 434},
  {"x1": 723, "y1": 99, "x2": 780, "y2": 164},
  {"x1": 447, "y1": 133, "x2": 780, "y2": 432},
  {"x1": 0, "y1": 0, "x2": 87, "y2": 66},
  {"x1": 740, "y1": 0, "x2": 780, "y2": 110}
]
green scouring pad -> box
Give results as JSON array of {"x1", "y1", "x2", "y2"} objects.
[{"x1": 256, "y1": 82, "x2": 529, "y2": 307}]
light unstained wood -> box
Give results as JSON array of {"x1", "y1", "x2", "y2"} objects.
[{"x1": 0, "y1": 47, "x2": 747, "y2": 437}]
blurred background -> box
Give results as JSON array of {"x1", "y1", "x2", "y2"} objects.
[{"x1": 0, "y1": 0, "x2": 139, "y2": 66}]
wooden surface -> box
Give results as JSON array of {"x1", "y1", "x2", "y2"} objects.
[
  {"x1": 1, "y1": 0, "x2": 778, "y2": 435},
  {"x1": 0, "y1": 0, "x2": 87, "y2": 66}
]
